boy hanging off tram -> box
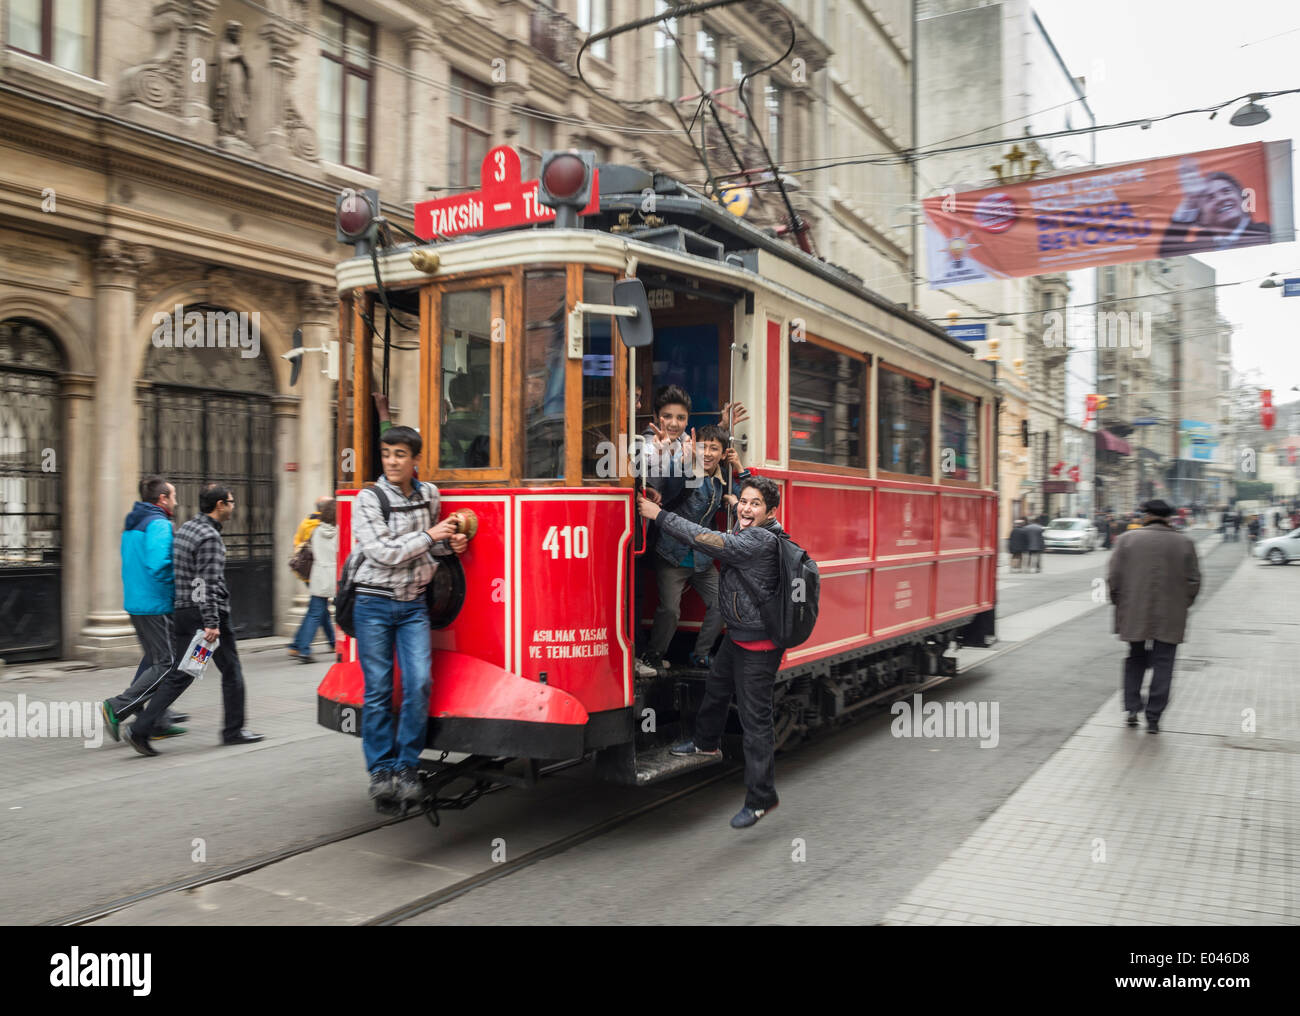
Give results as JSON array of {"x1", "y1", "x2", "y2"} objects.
[
  {"x1": 635, "y1": 385, "x2": 751, "y2": 677},
  {"x1": 637, "y1": 475, "x2": 785, "y2": 829}
]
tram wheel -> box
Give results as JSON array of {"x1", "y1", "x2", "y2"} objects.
[{"x1": 772, "y1": 689, "x2": 800, "y2": 751}]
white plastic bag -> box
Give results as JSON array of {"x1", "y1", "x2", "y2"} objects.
[{"x1": 179, "y1": 629, "x2": 219, "y2": 679}]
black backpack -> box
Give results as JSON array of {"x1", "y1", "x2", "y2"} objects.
[
  {"x1": 335, "y1": 483, "x2": 425, "y2": 638},
  {"x1": 740, "y1": 528, "x2": 820, "y2": 650}
]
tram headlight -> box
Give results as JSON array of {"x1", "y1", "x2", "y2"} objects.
[
  {"x1": 538, "y1": 150, "x2": 596, "y2": 227},
  {"x1": 336, "y1": 188, "x2": 380, "y2": 255}
]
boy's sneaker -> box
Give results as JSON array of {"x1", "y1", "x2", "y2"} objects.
[
  {"x1": 688, "y1": 652, "x2": 712, "y2": 669},
  {"x1": 730, "y1": 802, "x2": 778, "y2": 828},
  {"x1": 368, "y1": 770, "x2": 394, "y2": 802},
  {"x1": 394, "y1": 768, "x2": 424, "y2": 804},
  {"x1": 669, "y1": 740, "x2": 722, "y2": 757},
  {"x1": 635, "y1": 656, "x2": 658, "y2": 678},
  {"x1": 100, "y1": 701, "x2": 120, "y2": 742}
]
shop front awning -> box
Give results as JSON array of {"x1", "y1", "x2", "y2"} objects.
[{"x1": 1096, "y1": 430, "x2": 1132, "y2": 455}]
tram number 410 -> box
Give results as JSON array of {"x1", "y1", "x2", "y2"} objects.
[{"x1": 542, "y1": 525, "x2": 590, "y2": 559}]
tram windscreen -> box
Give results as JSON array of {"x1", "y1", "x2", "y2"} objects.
[
  {"x1": 582, "y1": 274, "x2": 615, "y2": 479},
  {"x1": 440, "y1": 288, "x2": 503, "y2": 469},
  {"x1": 523, "y1": 269, "x2": 567, "y2": 479}
]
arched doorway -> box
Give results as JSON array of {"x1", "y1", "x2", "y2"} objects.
[
  {"x1": 138, "y1": 306, "x2": 276, "y2": 638},
  {"x1": 0, "y1": 319, "x2": 64, "y2": 660}
]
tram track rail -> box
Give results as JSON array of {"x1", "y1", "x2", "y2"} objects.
[{"x1": 45, "y1": 758, "x2": 585, "y2": 927}]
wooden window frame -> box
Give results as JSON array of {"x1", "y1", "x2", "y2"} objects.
[
  {"x1": 576, "y1": 265, "x2": 628, "y2": 487},
  {"x1": 423, "y1": 271, "x2": 519, "y2": 485},
  {"x1": 787, "y1": 330, "x2": 870, "y2": 476},
  {"x1": 320, "y1": 1, "x2": 375, "y2": 173},
  {"x1": 876, "y1": 362, "x2": 935, "y2": 483},
  {"x1": 938, "y1": 385, "x2": 981, "y2": 489}
]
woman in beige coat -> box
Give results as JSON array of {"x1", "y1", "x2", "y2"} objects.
[{"x1": 1106, "y1": 499, "x2": 1201, "y2": 733}]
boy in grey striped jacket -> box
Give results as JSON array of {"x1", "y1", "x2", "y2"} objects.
[{"x1": 353, "y1": 426, "x2": 466, "y2": 808}]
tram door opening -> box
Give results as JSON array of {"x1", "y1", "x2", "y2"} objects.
[{"x1": 632, "y1": 293, "x2": 735, "y2": 662}]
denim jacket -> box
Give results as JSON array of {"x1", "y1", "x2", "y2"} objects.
[{"x1": 655, "y1": 465, "x2": 752, "y2": 570}]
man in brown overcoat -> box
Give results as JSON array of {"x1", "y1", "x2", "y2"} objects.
[{"x1": 1106, "y1": 499, "x2": 1201, "y2": 733}]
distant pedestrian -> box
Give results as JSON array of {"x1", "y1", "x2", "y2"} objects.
[
  {"x1": 1008, "y1": 518, "x2": 1028, "y2": 571},
  {"x1": 1098, "y1": 513, "x2": 1113, "y2": 550},
  {"x1": 100, "y1": 476, "x2": 187, "y2": 744},
  {"x1": 1247, "y1": 514, "x2": 1261, "y2": 550},
  {"x1": 288, "y1": 495, "x2": 330, "y2": 659},
  {"x1": 1023, "y1": 517, "x2": 1045, "y2": 571},
  {"x1": 1229, "y1": 510, "x2": 1241, "y2": 542},
  {"x1": 123, "y1": 483, "x2": 263, "y2": 754},
  {"x1": 289, "y1": 498, "x2": 337, "y2": 664},
  {"x1": 1107, "y1": 499, "x2": 1201, "y2": 734}
]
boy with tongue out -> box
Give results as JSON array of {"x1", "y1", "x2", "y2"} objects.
[{"x1": 638, "y1": 475, "x2": 785, "y2": 829}]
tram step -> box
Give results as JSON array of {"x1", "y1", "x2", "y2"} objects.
[{"x1": 634, "y1": 745, "x2": 724, "y2": 786}]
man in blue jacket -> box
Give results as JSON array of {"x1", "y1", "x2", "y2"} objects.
[{"x1": 101, "y1": 476, "x2": 187, "y2": 741}]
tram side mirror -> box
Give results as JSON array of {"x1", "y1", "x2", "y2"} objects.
[{"x1": 613, "y1": 279, "x2": 653, "y2": 348}]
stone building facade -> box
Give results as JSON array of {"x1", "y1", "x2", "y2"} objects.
[{"x1": 0, "y1": 0, "x2": 919, "y2": 663}]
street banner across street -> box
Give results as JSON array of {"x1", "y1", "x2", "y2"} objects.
[{"x1": 924, "y1": 141, "x2": 1295, "y2": 288}]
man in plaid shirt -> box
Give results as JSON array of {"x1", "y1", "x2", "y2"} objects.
[
  {"x1": 123, "y1": 482, "x2": 263, "y2": 754},
  {"x1": 355, "y1": 426, "x2": 466, "y2": 807}
]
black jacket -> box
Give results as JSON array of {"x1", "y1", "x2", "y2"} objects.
[
  {"x1": 1022, "y1": 522, "x2": 1045, "y2": 552},
  {"x1": 1008, "y1": 526, "x2": 1028, "y2": 553},
  {"x1": 655, "y1": 512, "x2": 782, "y2": 642}
]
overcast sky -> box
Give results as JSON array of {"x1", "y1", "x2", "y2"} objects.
[{"x1": 1032, "y1": 0, "x2": 1299, "y2": 408}]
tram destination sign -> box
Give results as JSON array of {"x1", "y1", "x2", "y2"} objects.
[{"x1": 415, "y1": 145, "x2": 600, "y2": 241}]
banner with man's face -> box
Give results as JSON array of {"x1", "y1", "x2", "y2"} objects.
[{"x1": 923, "y1": 141, "x2": 1294, "y2": 287}]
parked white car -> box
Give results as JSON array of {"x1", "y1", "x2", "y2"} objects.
[
  {"x1": 1253, "y1": 528, "x2": 1300, "y2": 565},
  {"x1": 1043, "y1": 518, "x2": 1098, "y2": 553}
]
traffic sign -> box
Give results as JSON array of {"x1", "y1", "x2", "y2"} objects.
[
  {"x1": 946, "y1": 323, "x2": 987, "y2": 342},
  {"x1": 1283, "y1": 278, "x2": 1300, "y2": 297},
  {"x1": 414, "y1": 145, "x2": 600, "y2": 241}
]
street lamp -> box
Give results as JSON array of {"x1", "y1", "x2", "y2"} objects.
[{"x1": 1229, "y1": 95, "x2": 1270, "y2": 127}]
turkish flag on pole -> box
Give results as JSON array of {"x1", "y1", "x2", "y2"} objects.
[
  {"x1": 1068, "y1": 465, "x2": 1081, "y2": 483},
  {"x1": 1262, "y1": 407, "x2": 1276, "y2": 430}
]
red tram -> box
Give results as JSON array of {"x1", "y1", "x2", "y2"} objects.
[{"x1": 317, "y1": 148, "x2": 998, "y2": 796}]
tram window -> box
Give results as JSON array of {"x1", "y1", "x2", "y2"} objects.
[
  {"x1": 582, "y1": 274, "x2": 616, "y2": 478},
  {"x1": 940, "y1": 389, "x2": 980, "y2": 482},
  {"x1": 440, "y1": 288, "x2": 502, "y2": 470},
  {"x1": 523, "y1": 270, "x2": 566, "y2": 479},
  {"x1": 877, "y1": 366, "x2": 933, "y2": 478},
  {"x1": 789, "y1": 338, "x2": 866, "y2": 468}
]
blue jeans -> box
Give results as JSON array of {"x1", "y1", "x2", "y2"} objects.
[
  {"x1": 291, "y1": 596, "x2": 336, "y2": 656},
  {"x1": 354, "y1": 594, "x2": 432, "y2": 774}
]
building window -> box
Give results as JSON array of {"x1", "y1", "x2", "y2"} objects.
[
  {"x1": 733, "y1": 53, "x2": 754, "y2": 136},
  {"x1": 940, "y1": 389, "x2": 980, "y2": 482},
  {"x1": 577, "y1": 0, "x2": 610, "y2": 60},
  {"x1": 449, "y1": 71, "x2": 493, "y2": 189},
  {"x1": 517, "y1": 110, "x2": 554, "y2": 181},
  {"x1": 789, "y1": 336, "x2": 867, "y2": 468},
  {"x1": 877, "y1": 366, "x2": 933, "y2": 478},
  {"x1": 697, "y1": 28, "x2": 718, "y2": 94},
  {"x1": 7, "y1": 0, "x2": 95, "y2": 76},
  {"x1": 766, "y1": 83, "x2": 784, "y2": 162},
  {"x1": 654, "y1": 1, "x2": 680, "y2": 101},
  {"x1": 319, "y1": 3, "x2": 374, "y2": 171}
]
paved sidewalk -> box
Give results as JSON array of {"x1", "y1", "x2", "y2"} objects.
[{"x1": 884, "y1": 551, "x2": 1299, "y2": 926}]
